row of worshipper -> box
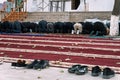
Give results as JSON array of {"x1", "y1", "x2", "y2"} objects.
[{"x1": 0, "y1": 20, "x2": 113, "y2": 36}]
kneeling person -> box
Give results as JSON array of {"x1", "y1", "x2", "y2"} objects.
[{"x1": 72, "y1": 22, "x2": 82, "y2": 34}]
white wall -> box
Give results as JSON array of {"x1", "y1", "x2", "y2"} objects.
[
  {"x1": 27, "y1": 0, "x2": 50, "y2": 12},
  {"x1": 27, "y1": 0, "x2": 71, "y2": 12},
  {"x1": 27, "y1": 0, "x2": 114, "y2": 12},
  {"x1": 87, "y1": 0, "x2": 114, "y2": 11},
  {"x1": 27, "y1": 0, "x2": 37, "y2": 12}
]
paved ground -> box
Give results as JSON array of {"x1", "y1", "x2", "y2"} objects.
[{"x1": 0, "y1": 62, "x2": 120, "y2": 80}]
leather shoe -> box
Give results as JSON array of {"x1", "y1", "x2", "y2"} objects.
[
  {"x1": 91, "y1": 66, "x2": 101, "y2": 76},
  {"x1": 103, "y1": 67, "x2": 115, "y2": 79},
  {"x1": 75, "y1": 65, "x2": 88, "y2": 75},
  {"x1": 68, "y1": 64, "x2": 81, "y2": 73},
  {"x1": 33, "y1": 60, "x2": 49, "y2": 69},
  {"x1": 26, "y1": 59, "x2": 39, "y2": 69}
]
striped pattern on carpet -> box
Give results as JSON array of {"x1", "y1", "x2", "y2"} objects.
[{"x1": 0, "y1": 34, "x2": 120, "y2": 73}]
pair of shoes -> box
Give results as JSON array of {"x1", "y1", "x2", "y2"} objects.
[
  {"x1": 26, "y1": 59, "x2": 49, "y2": 69},
  {"x1": 68, "y1": 65, "x2": 88, "y2": 75},
  {"x1": 103, "y1": 67, "x2": 115, "y2": 79},
  {"x1": 33, "y1": 60, "x2": 49, "y2": 69},
  {"x1": 17, "y1": 60, "x2": 27, "y2": 67},
  {"x1": 11, "y1": 60, "x2": 27, "y2": 67},
  {"x1": 91, "y1": 66, "x2": 115, "y2": 79}
]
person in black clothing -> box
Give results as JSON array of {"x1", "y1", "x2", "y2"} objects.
[
  {"x1": 82, "y1": 22, "x2": 94, "y2": 34},
  {"x1": 54, "y1": 22, "x2": 64, "y2": 33},
  {"x1": 64, "y1": 22, "x2": 74, "y2": 33},
  {"x1": 47, "y1": 22, "x2": 54, "y2": 33},
  {"x1": 38, "y1": 20, "x2": 47, "y2": 33},
  {"x1": 90, "y1": 21, "x2": 109, "y2": 36}
]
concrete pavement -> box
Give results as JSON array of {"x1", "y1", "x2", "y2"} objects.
[{"x1": 0, "y1": 62, "x2": 120, "y2": 80}]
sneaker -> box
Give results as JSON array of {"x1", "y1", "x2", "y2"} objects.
[
  {"x1": 33, "y1": 60, "x2": 49, "y2": 69},
  {"x1": 91, "y1": 66, "x2": 101, "y2": 76},
  {"x1": 26, "y1": 59, "x2": 38, "y2": 69},
  {"x1": 68, "y1": 65, "x2": 81, "y2": 73},
  {"x1": 103, "y1": 67, "x2": 115, "y2": 79},
  {"x1": 75, "y1": 66, "x2": 88, "y2": 75}
]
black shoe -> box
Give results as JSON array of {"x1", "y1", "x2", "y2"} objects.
[
  {"x1": 68, "y1": 65, "x2": 81, "y2": 73},
  {"x1": 26, "y1": 59, "x2": 38, "y2": 69},
  {"x1": 14, "y1": 60, "x2": 22, "y2": 67},
  {"x1": 75, "y1": 66, "x2": 88, "y2": 75},
  {"x1": 33, "y1": 60, "x2": 49, "y2": 69},
  {"x1": 103, "y1": 67, "x2": 115, "y2": 79},
  {"x1": 11, "y1": 62, "x2": 17, "y2": 67},
  {"x1": 21, "y1": 60, "x2": 27, "y2": 67},
  {"x1": 16, "y1": 60, "x2": 27, "y2": 67},
  {"x1": 91, "y1": 66, "x2": 101, "y2": 76},
  {"x1": 11, "y1": 60, "x2": 26, "y2": 67}
]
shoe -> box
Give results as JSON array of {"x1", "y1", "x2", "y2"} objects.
[
  {"x1": 68, "y1": 65, "x2": 81, "y2": 73},
  {"x1": 91, "y1": 66, "x2": 101, "y2": 76},
  {"x1": 103, "y1": 67, "x2": 115, "y2": 79},
  {"x1": 18, "y1": 60, "x2": 27, "y2": 67},
  {"x1": 11, "y1": 60, "x2": 27, "y2": 68},
  {"x1": 21, "y1": 60, "x2": 27, "y2": 67},
  {"x1": 17, "y1": 60, "x2": 27, "y2": 67},
  {"x1": 33, "y1": 60, "x2": 49, "y2": 69},
  {"x1": 16, "y1": 60, "x2": 23, "y2": 67},
  {"x1": 11, "y1": 62, "x2": 17, "y2": 67},
  {"x1": 26, "y1": 59, "x2": 38, "y2": 69},
  {"x1": 75, "y1": 66, "x2": 88, "y2": 75}
]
